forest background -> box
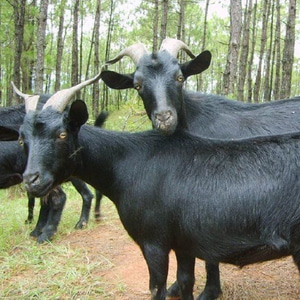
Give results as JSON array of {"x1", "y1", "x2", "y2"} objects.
[{"x1": 0, "y1": 0, "x2": 299, "y2": 119}]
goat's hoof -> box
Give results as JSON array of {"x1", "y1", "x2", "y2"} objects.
[
  {"x1": 166, "y1": 282, "x2": 180, "y2": 299},
  {"x1": 75, "y1": 221, "x2": 87, "y2": 229}
]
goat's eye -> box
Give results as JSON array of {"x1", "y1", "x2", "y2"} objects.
[
  {"x1": 177, "y1": 75, "x2": 184, "y2": 83},
  {"x1": 18, "y1": 137, "x2": 24, "y2": 147},
  {"x1": 134, "y1": 83, "x2": 141, "y2": 91},
  {"x1": 59, "y1": 132, "x2": 67, "y2": 139}
]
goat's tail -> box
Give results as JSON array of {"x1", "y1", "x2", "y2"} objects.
[{"x1": 94, "y1": 111, "x2": 109, "y2": 127}]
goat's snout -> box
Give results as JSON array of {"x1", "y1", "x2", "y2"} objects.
[
  {"x1": 153, "y1": 110, "x2": 177, "y2": 134},
  {"x1": 23, "y1": 172, "x2": 41, "y2": 188}
]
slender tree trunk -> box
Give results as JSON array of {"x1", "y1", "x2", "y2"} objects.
[
  {"x1": 198, "y1": 0, "x2": 210, "y2": 91},
  {"x1": 12, "y1": 0, "x2": 26, "y2": 104},
  {"x1": 103, "y1": 0, "x2": 114, "y2": 109},
  {"x1": 55, "y1": 0, "x2": 66, "y2": 92},
  {"x1": 263, "y1": 0, "x2": 275, "y2": 101},
  {"x1": 222, "y1": 0, "x2": 242, "y2": 96},
  {"x1": 273, "y1": 0, "x2": 281, "y2": 100},
  {"x1": 237, "y1": 0, "x2": 252, "y2": 101},
  {"x1": 247, "y1": 0, "x2": 258, "y2": 103},
  {"x1": 22, "y1": 0, "x2": 36, "y2": 94},
  {"x1": 35, "y1": 0, "x2": 49, "y2": 94},
  {"x1": 93, "y1": 0, "x2": 101, "y2": 118},
  {"x1": 152, "y1": 0, "x2": 159, "y2": 52},
  {"x1": 253, "y1": 0, "x2": 271, "y2": 102},
  {"x1": 160, "y1": 0, "x2": 168, "y2": 43},
  {"x1": 71, "y1": 0, "x2": 80, "y2": 98},
  {"x1": 280, "y1": 0, "x2": 296, "y2": 99}
]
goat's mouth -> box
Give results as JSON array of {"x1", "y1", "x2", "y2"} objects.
[
  {"x1": 152, "y1": 110, "x2": 178, "y2": 135},
  {"x1": 24, "y1": 177, "x2": 54, "y2": 197}
]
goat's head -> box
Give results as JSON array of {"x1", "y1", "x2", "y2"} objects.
[
  {"x1": 101, "y1": 38, "x2": 211, "y2": 134},
  {"x1": 9, "y1": 74, "x2": 100, "y2": 197}
]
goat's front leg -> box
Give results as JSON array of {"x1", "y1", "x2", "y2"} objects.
[
  {"x1": 37, "y1": 186, "x2": 66, "y2": 243},
  {"x1": 142, "y1": 243, "x2": 169, "y2": 300},
  {"x1": 175, "y1": 251, "x2": 195, "y2": 300},
  {"x1": 30, "y1": 197, "x2": 50, "y2": 237},
  {"x1": 25, "y1": 193, "x2": 35, "y2": 224},
  {"x1": 70, "y1": 178, "x2": 93, "y2": 229}
]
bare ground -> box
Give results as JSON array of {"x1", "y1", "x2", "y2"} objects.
[{"x1": 58, "y1": 212, "x2": 300, "y2": 300}]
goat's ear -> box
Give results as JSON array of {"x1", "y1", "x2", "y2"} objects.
[
  {"x1": 101, "y1": 70, "x2": 134, "y2": 89},
  {"x1": 180, "y1": 50, "x2": 212, "y2": 78},
  {"x1": 0, "y1": 125, "x2": 20, "y2": 141},
  {"x1": 68, "y1": 100, "x2": 89, "y2": 129}
]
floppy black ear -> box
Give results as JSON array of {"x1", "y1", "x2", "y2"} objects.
[
  {"x1": 68, "y1": 100, "x2": 89, "y2": 130},
  {"x1": 180, "y1": 50, "x2": 212, "y2": 78},
  {"x1": 101, "y1": 70, "x2": 134, "y2": 90},
  {"x1": 0, "y1": 125, "x2": 20, "y2": 141}
]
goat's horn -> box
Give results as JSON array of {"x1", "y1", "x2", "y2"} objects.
[
  {"x1": 43, "y1": 70, "x2": 103, "y2": 112},
  {"x1": 105, "y1": 43, "x2": 149, "y2": 66},
  {"x1": 160, "y1": 38, "x2": 195, "y2": 59},
  {"x1": 11, "y1": 82, "x2": 39, "y2": 113}
]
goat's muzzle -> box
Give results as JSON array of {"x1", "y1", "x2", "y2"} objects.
[
  {"x1": 153, "y1": 110, "x2": 177, "y2": 135},
  {"x1": 23, "y1": 171, "x2": 53, "y2": 197}
]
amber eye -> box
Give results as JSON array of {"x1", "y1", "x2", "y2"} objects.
[
  {"x1": 177, "y1": 75, "x2": 184, "y2": 82},
  {"x1": 134, "y1": 83, "x2": 141, "y2": 91},
  {"x1": 59, "y1": 132, "x2": 67, "y2": 139},
  {"x1": 18, "y1": 137, "x2": 24, "y2": 147}
]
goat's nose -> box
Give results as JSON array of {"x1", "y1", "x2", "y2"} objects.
[
  {"x1": 155, "y1": 110, "x2": 173, "y2": 122},
  {"x1": 23, "y1": 172, "x2": 40, "y2": 187}
]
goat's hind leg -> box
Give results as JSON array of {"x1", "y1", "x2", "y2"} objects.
[{"x1": 142, "y1": 243, "x2": 169, "y2": 300}]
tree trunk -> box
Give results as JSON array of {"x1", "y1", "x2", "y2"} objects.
[
  {"x1": 198, "y1": 0, "x2": 210, "y2": 92},
  {"x1": 71, "y1": 0, "x2": 80, "y2": 98},
  {"x1": 273, "y1": 0, "x2": 281, "y2": 100},
  {"x1": 93, "y1": 0, "x2": 101, "y2": 119},
  {"x1": 103, "y1": 0, "x2": 115, "y2": 110},
  {"x1": 152, "y1": 0, "x2": 159, "y2": 52},
  {"x1": 280, "y1": 0, "x2": 296, "y2": 99},
  {"x1": 160, "y1": 0, "x2": 168, "y2": 43},
  {"x1": 35, "y1": 0, "x2": 49, "y2": 94},
  {"x1": 253, "y1": 0, "x2": 271, "y2": 102},
  {"x1": 222, "y1": 0, "x2": 242, "y2": 96},
  {"x1": 237, "y1": 0, "x2": 252, "y2": 101},
  {"x1": 263, "y1": 0, "x2": 275, "y2": 101},
  {"x1": 55, "y1": 0, "x2": 66, "y2": 92},
  {"x1": 12, "y1": 0, "x2": 26, "y2": 104},
  {"x1": 247, "y1": 0, "x2": 258, "y2": 103}
]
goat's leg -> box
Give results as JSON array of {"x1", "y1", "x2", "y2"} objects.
[
  {"x1": 70, "y1": 178, "x2": 93, "y2": 229},
  {"x1": 175, "y1": 251, "x2": 195, "y2": 300},
  {"x1": 94, "y1": 189, "x2": 102, "y2": 221},
  {"x1": 197, "y1": 263, "x2": 222, "y2": 300},
  {"x1": 37, "y1": 186, "x2": 66, "y2": 243},
  {"x1": 25, "y1": 193, "x2": 35, "y2": 224},
  {"x1": 142, "y1": 243, "x2": 169, "y2": 300},
  {"x1": 30, "y1": 197, "x2": 50, "y2": 237},
  {"x1": 167, "y1": 261, "x2": 221, "y2": 300}
]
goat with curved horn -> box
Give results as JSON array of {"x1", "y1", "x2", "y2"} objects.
[
  {"x1": 160, "y1": 37, "x2": 196, "y2": 59},
  {"x1": 43, "y1": 70, "x2": 103, "y2": 112},
  {"x1": 105, "y1": 43, "x2": 149, "y2": 66},
  {"x1": 11, "y1": 82, "x2": 40, "y2": 113}
]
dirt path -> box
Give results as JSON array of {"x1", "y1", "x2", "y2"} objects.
[{"x1": 60, "y1": 215, "x2": 300, "y2": 299}]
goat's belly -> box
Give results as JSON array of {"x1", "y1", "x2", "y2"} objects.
[{"x1": 216, "y1": 245, "x2": 290, "y2": 267}]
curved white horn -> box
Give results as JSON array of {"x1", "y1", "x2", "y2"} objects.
[
  {"x1": 11, "y1": 82, "x2": 39, "y2": 113},
  {"x1": 42, "y1": 70, "x2": 103, "y2": 112},
  {"x1": 160, "y1": 38, "x2": 195, "y2": 59},
  {"x1": 105, "y1": 43, "x2": 149, "y2": 66}
]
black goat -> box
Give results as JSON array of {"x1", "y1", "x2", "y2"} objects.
[
  {"x1": 0, "y1": 84, "x2": 104, "y2": 242},
  {"x1": 12, "y1": 83, "x2": 300, "y2": 299},
  {"x1": 101, "y1": 38, "x2": 300, "y2": 298}
]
